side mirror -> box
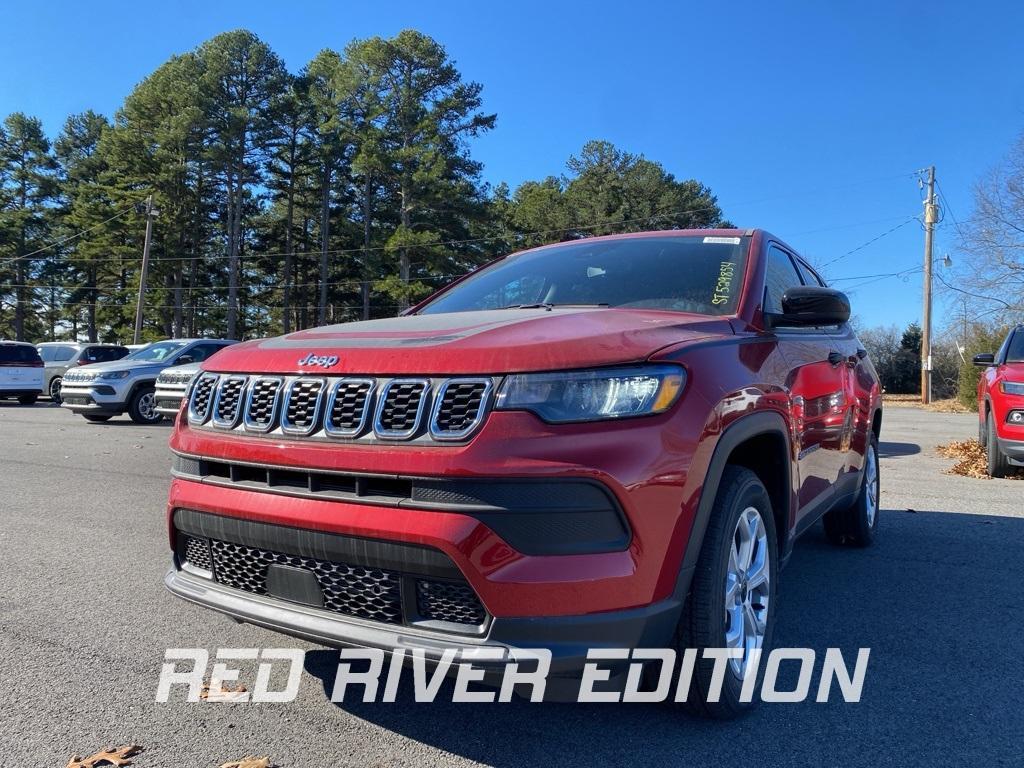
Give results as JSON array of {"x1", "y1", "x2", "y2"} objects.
[
  {"x1": 972, "y1": 353, "x2": 995, "y2": 367},
  {"x1": 766, "y1": 286, "x2": 851, "y2": 329}
]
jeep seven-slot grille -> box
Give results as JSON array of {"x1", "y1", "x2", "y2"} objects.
[
  {"x1": 191, "y1": 374, "x2": 493, "y2": 442},
  {"x1": 326, "y1": 380, "x2": 373, "y2": 435},
  {"x1": 213, "y1": 376, "x2": 246, "y2": 427},
  {"x1": 433, "y1": 380, "x2": 489, "y2": 437},
  {"x1": 376, "y1": 381, "x2": 428, "y2": 436},
  {"x1": 282, "y1": 378, "x2": 325, "y2": 433},
  {"x1": 244, "y1": 377, "x2": 282, "y2": 430},
  {"x1": 189, "y1": 374, "x2": 218, "y2": 422},
  {"x1": 179, "y1": 533, "x2": 487, "y2": 629}
]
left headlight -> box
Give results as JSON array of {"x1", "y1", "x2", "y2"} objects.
[
  {"x1": 98, "y1": 370, "x2": 131, "y2": 381},
  {"x1": 495, "y1": 364, "x2": 686, "y2": 423},
  {"x1": 1001, "y1": 380, "x2": 1024, "y2": 396}
]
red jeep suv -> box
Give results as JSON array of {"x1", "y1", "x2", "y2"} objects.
[
  {"x1": 164, "y1": 229, "x2": 882, "y2": 715},
  {"x1": 975, "y1": 325, "x2": 1024, "y2": 477}
]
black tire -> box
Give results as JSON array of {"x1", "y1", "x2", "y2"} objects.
[
  {"x1": 17, "y1": 394, "x2": 38, "y2": 405},
  {"x1": 673, "y1": 466, "x2": 778, "y2": 718},
  {"x1": 824, "y1": 433, "x2": 880, "y2": 547},
  {"x1": 128, "y1": 386, "x2": 162, "y2": 424},
  {"x1": 83, "y1": 414, "x2": 113, "y2": 423},
  {"x1": 49, "y1": 376, "x2": 63, "y2": 404},
  {"x1": 986, "y1": 412, "x2": 1011, "y2": 479}
]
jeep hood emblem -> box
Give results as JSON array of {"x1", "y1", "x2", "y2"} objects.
[{"x1": 297, "y1": 352, "x2": 339, "y2": 369}]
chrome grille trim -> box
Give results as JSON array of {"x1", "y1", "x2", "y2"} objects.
[
  {"x1": 242, "y1": 376, "x2": 284, "y2": 433},
  {"x1": 280, "y1": 377, "x2": 327, "y2": 436},
  {"x1": 187, "y1": 373, "x2": 220, "y2": 425},
  {"x1": 373, "y1": 379, "x2": 430, "y2": 440},
  {"x1": 212, "y1": 375, "x2": 248, "y2": 429},
  {"x1": 429, "y1": 378, "x2": 493, "y2": 441},
  {"x1": 324, "y1": 378, "x2": 376, "y2": 438}
]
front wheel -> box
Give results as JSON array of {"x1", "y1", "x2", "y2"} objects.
[
  {"x1": 674, "y1": 466, "x2": 777, "y2": 718},
  {"x1": 49, "y1": 376, "x2": 63, "y2": 404},
  {"x1": 128, "y1": 387, "x2": 162, "y2": 425},
  {"x1": 986, "y1": 412, "x2": 1011, "y2": 478},
  {"x1": 824, "y1": 433, "x2": 880, "y2": 546}
]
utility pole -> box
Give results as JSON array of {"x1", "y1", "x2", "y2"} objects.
[
  {"x1": 921, "y1": 166, "x2": 937, "y2": 404},
  {"x1": 133, "y1": 195, "x2": 157, "y2": 345}
]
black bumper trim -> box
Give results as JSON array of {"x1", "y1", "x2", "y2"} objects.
[
  {"x1": 173, "y1": 508, "x2": 462, "y2": 580},
  {"x1": 997, "y1": 436, "x2": 1024, "y2": 464},
  {"x1": 171, "y1": 453, "x2": 630, "y2": 556}
]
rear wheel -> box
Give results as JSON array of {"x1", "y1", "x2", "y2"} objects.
[
  {"x1": 673, "y1": 466, "x2": 777, "y2": 718},
  {"x1": 83, "y1": 414, "x2": 112, "y2": 423},
  {"x1": 128, "y1": 387, "x2": 162, "y2": 424},
  {"x1": 824, "y1": 433, "x2": 879, "y2": 546},
  {"x1": 986, "y1": 412, "x2": 1011, "y2": 478},
  {"x1": 17, "y1": 394, "x2": 38, "y2": 405},
  {"x1": 49, "y1": 376, "x2": 63, "y2": 404}
]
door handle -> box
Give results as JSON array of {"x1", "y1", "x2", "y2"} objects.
[{"x1": 827, "y1": 351, "x2": 844, "y2": 367}]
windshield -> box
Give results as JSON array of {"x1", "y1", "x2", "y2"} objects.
[
  {"x1": 418, "y1": 235, "x2": 750, "y2": 316},
  {"x1": 124, "y1": 341, "x2": 187, "y2": 362}
]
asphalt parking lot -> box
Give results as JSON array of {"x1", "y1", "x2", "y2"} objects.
[{"x1": 1, "y1": 403, "x2": 1021, "y2": 767}]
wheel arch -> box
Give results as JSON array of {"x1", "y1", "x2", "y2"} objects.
[{"x1": 681, "y1": 410, "x2": 793, "y2": 578}]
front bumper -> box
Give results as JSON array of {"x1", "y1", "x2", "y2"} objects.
[
  {"x1": 165, "y1": 564, "x2": 684, "y2": 675},
  {"x1": 997, "y1": 437, "x2": 1024, "y2": 465},
  {"x1": 60, "y1": 382, "x2": 127, "y2": 413}
]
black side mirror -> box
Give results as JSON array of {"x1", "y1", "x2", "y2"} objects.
[
  {"x1": 972, "y1": 353, "x2": 995, "y2": 367},
  {"x1": 766, "y1": 286, "x2": 851, "y2": 329}
]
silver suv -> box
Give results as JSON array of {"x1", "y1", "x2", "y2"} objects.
[
  {"x1": 154, "y1": 363, "x2": 201, "y2": 418},
  {"x1": 61, "y1": 339, "x2": 236, "y2": 424},
  {"x1": 37, "y1": 342, "x2": 130, "y2": 404}
]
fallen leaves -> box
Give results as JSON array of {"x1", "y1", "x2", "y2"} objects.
[
  {"x1": 66, "y1": 745, "x2": 143, "y2": 768},
  {"x1": 935, "y1": 439, "x2": 1024, "y2": 479},
  {"x1": 199, "y1": 680, "x2": 248, "y2": 702},
  {"x1": 219, "y1": 758, "x2": 273, "y2": 768}
]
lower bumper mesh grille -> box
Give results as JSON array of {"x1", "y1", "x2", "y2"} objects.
[{"x1": 180, "y1": 531, "x2": 487, "y2": 631}]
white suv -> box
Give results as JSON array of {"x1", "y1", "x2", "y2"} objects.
[
  {"x1": 0, "y1": 341, "x2": 45, "y2": 405},
  {"x1": 60, "y1": 339, "x2": 236, "y2": 424}
]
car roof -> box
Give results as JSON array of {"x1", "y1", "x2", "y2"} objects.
[{"x1": 0, "y1": 340, "x2": 38, "y2": 347}]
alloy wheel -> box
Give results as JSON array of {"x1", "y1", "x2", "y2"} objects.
[{"x1": 724, "y1": 505, "x2": 770, "y2": 679}]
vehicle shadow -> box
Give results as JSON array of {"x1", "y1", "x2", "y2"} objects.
[
  {"x1": 303, "y1": 509, "x2": 1023, "y2": 767},
  {"x1": 878, "y1": 440, "x2": 921, "y2": 458}
]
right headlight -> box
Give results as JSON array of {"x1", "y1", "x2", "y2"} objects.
[
  {"x1": 1000, "y1": 380, "x2": 1024, "y2": 396},
  {"x1": 494, "y1": 364, "x2": 685, "y2": 423}
]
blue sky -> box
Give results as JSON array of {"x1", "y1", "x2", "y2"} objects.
[{"x1": 2, "y1": 0, "x2": 1022, "y2": 331}]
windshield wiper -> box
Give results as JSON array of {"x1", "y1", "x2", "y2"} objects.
[{"x1": 500, "y1": 302, "x2": 609, "y2": 310}]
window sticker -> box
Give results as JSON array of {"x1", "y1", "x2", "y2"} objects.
[{"x1": 703, "y1": 236, "x2": 742, "y2": 245}]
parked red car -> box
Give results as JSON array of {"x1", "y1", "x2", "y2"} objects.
[
  {"x1": 975, "y1": 325, "x2": 1024, "y2": 477},
  {"x1": 164, "y1": 229, "x2": 882, "y2": 716}
]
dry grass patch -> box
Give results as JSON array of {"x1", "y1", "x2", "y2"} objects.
[{"x1": 883, "y1": 394, "x2": 971, "y2": 413}]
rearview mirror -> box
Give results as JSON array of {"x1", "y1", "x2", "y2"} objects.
[
  {"x1": 766, "y1": 286, "x2": 851, "y2": 329},
  {"x1": 175, "y1": 354, "x2": 195, "y2": 366},
  {"x1": 972, "y1": 353, "x2": 995, "y2": 367}
]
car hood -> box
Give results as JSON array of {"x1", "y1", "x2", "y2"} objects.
[
  {"x1": 204, "y1": 308, "x2": 733, "y2": 375},
  {"x1": 75, "y1": 359, "x2": 168, "y2": 376}
]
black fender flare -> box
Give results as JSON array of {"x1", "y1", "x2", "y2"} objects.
[{"x1": 679, "y1": 410, "x2": 793, "y2": 578}]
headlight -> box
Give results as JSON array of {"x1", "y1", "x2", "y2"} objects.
[
  {"x1": 495, "y1": 365, "x2": 685, "y2": 423},
  {"x1": 98, "y1": 370, "x2": 131, "y2": 381},
  {"x1": 1001, "y1": 380, "x2": 1024, "y2": 396}
]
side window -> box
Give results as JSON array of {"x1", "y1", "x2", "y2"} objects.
[
  {"x1": 185, "y1": 343, "x2": 227, "y2": 363},
  {"x1": 795, "y1": 259, "x2": 827, "y2": 287},
  {"x1": 763, "y1": 246, "x2": 804, "y2": 314}
]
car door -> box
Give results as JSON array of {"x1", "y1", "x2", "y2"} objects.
[{"x1": 764, "y1": 245, "x2": 850, "y2": 526}]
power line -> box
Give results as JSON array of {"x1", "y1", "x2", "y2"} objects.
[
  {"x1": 818, "y1": 216, "x2": 920, "y2": 269},
  {"x1": 0, "y1": 197, "x2": 146, "y2": 270}
]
